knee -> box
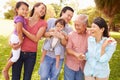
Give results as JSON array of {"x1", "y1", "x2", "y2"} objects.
[
  {"x1": 39, "y1": 71, "x2": 49, "y2": 80},
  {"x1": 40, "y1": 75, "x2": 48, "y2": 80}
]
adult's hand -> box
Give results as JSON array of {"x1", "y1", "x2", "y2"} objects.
[
  {"x1": 9, "y1": 42, "x2": 21, "y2": 50},
  {"x1": 75, "y1": 53, "x2": 86, "y2": 60}
]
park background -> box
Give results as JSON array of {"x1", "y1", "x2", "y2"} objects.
[{"x1": 0, "y1": 0, "x2": 120, "y2": 80}]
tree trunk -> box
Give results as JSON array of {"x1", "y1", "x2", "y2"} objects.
[{"x1": 109, "y1": 18, "x2": 115, "y2": 31}]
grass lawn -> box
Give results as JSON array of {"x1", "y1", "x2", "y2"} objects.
[
  {"x1": 0, "y1": 19, "x2": 120, "y2": 80},
  {"x1": 109, "y1": 32, "x2": 120, "y2": 80}
]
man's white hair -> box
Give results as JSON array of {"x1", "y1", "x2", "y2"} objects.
[{"x1": 75, "y1": 14, "x2": 88, "y2": 25}]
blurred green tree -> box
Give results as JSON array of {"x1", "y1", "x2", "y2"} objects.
[
  {"x1": 94, "y1": 0, "x2": 120, "y2": 31},
  {"x1": 51, "y1": 3, "x2": 61, "y2": 18}
]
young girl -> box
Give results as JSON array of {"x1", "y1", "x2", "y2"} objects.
[
  {"x1": 84, "y1": 17, "x2": 116, "y2": 80},
  {"x1": 41, "y1": 18, "x2": 67, "y2": 68},
  {"x1": 2, "y1": 1, "x2": 29, "y2": 80}
]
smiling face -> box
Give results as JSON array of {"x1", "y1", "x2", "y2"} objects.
[
  {"x1": 91, "y1": 23, "x2": 104, "y2": 38},
  {"x1": 61, "y1": 10, "x2": 73, "y2": 23},
  {"x1": 16, "y1": 4, "x2": 29, "y2": 17},
  {"x1": 74, "y1": 20, "x2": 86, "y2": 34},
  {"x1": 35, "y1": 4, "x2": 46, "y2": 17},
  {"x1": 74, "y1": 14, "x2": 88, "y2": 34},
  {"x1": 55, "y1": 22, "x2": 64, "y2": 31}
]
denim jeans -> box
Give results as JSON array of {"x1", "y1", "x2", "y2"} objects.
[
  {"x1": 12, "y1": 51, "x2": 36, "y2": 80},
  {"x1": 64, "y1": 64, "x2": 84, "y2": 80},
  {"x1": 39, "y1": 55, "x2": 64, "y2": 80}
]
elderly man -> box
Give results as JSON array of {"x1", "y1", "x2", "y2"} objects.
[{"x1": 64, "y1": 14, "x2": 90, "y2": 80}]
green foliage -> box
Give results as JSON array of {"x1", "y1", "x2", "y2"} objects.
[
  {"x1": 94, "y1": 0, "x2": 120, "y2": 17},
  {"x1": 109, "y1": 32, "x2": 120, "y2": 80},
  {"x1": 78, "y1": 7, "x2": 108, "y2": 27},
  {"x1": 114, "y1": 11, "x2": 120, "y2": 24},
  {"x1": 0, "y1": 36, "x2": 11, "y2": 79},
  {"x1": 51, "y1": 3, "x2": 62, "y2": 18},
  {"x1": 3, "y1": 0, "x2": 36, "y2": 19},
  {"x1": 94, "y1": 0, "x2": 120, "y2": 31},
  {"x1": 45, "y1": 4, "x2": 56, "y2": 20},
  {"x1": 4, "y1": 9, "x2": 15, "y2": 19},
  {"x1": 3, "y1": 0, "x2": 16, "y2": 19}
]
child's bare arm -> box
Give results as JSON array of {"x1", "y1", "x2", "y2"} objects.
[
  {"x1": 56, "y1": 31, "x2": 68, "y2": 46},
  {"x1": 16, "y1": 22, "x2": 23, "y2": 45}
]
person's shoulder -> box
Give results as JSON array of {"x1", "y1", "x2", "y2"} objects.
[
  {"x1": 106, "y1": 37, "x2": 117, "y2": 46},
  {"x1": 15, "y1": 16, "x2": 24, "y2": 20},
  {"x1": 14, "y1": 16, "x2": 24, "y2": 23},
  {"x1": 68, "y1": 31, "x2": 76, "y2": 36},
  {"x1": 37, "y1": 19, "x2": 46, "y2": 25},
  {"x1": 47, "y1": 18, "x2": 56, "y2": 25},
  {"x1": 48, "y1": 18, "x2": 57, "y2": 21},
  {"x1": 47, "y1": 18, "x2": 57, "y2": 22},
  {"x1": 37, "y1": 19, "x2": 47, "y2": 27},
  {"x1": 64, "y1": 24, "x2": 73, "y2": 33},
  {"x1": 65, "y1": 24, "x2": 72, "y2": 29},
  {"x1": 39, "y1": 19, "x2": 46, "y2": 22},
  {"x1": 40, "y1": 19, "x2": 47, "y2": 24},
  {"x1": 14, "y1": 15, "x2": 22, "y2": 18},
  {"x1": 46, "y1": 18, "x2": 57, "y2": 29},
  {"x1": 88, "y1": 36, "x2": 95, "y2": 42}
]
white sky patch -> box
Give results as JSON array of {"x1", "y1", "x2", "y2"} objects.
[
  {"x1": 0, "y1": 0, "x2": 95, "y2": 18},
  {"x1": 78, "y1": 0, "x2": 95, "y2": 9}
]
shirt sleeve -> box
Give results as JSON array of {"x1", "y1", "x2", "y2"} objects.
[
  {"x1": 66, "y1": 33, "x2": 73, "y2": 49},
  {"x1": 66, "y1": 25, "x2": 73, "y2": 33},
  {"x1": 46, "y1": 18, "x2": 56, "y2": 32},
  {"x1": 14, "y1": 16, "x2": 24, "y2": 23},
  {"x1": 99, "y1": 41, "x2": 117, "y2": 62},
  {"x1": 40, "y1": 20, "x2": 47, "y2": 28},
  {"x1": 54, "y1": 44, "x2": 62, "y2": 55},
  {"x1": 85, "y1": 37, "x2": 91, "y2": 60}
]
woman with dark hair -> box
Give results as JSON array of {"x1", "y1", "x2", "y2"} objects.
[
  {"x1": 12, "y1": 2, "x2": 47, "y2": 80},
  {"x1": 84, "y1": 17, "x2": 116, "y2": 80}
]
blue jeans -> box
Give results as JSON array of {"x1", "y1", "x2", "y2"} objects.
[
  {"x1": 12, "y1": 51, "x2": 36, "y2": 80},
  {"x1": 39, "y1": 55, "x2": 64, "y2": 80},
  {"x1": 64, "y1": 64, "x2": 84, "y2": 80}
]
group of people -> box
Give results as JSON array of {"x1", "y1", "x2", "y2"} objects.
[{"x1": 2, "y1": 1, "x2": 116, "y2": 80}]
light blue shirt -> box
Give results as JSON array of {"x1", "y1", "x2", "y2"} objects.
[
  {"x1": 84, "y1": 36, "x2": 116, "y2": 78},
  {"x1": 43, "y1": 18, "x2": 73, "y2": 59}
]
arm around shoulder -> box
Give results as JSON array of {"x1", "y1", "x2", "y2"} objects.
[{"x1": 99, "y1": 40, "x2": 117, "y2": 62}]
